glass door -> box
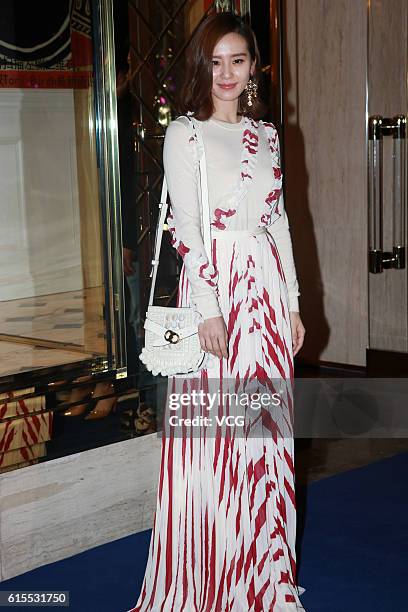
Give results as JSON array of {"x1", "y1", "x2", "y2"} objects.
[
  {"x1": 0, "y1": 0, "x2": 126, "y2": 381},
  {"x1": 367, "y1": 0, "x2": 408, "y2": 371}
]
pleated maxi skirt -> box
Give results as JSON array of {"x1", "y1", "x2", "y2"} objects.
[{"x1": 128, "y1": 227, "x2": 306, "y2": 612}]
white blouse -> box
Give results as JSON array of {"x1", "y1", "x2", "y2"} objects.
[{"x1": 162, "y1": 114, "x2": 300, "y2": 320}]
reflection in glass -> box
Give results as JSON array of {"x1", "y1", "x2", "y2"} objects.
[{"x1": 0, "y1": 0, "x2": 108, "y2": 377}]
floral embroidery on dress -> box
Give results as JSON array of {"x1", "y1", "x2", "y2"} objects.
[
  {"x1": 212, "y1": 207, "x2": 236, "y2": 230},
  {"x1": 174, "y1": 239, "x2": 190, "y2": 257},
  {"x1": 198, "y1": 261, "x2": 218, "y2": 286},
  {"x1": 242, "y1": 124, "x2": 259, "y2": 157},
  {"x1": 259, "y1": 121, "x2": 284, "y2": 227}
]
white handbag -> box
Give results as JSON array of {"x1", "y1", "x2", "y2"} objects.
[{"x1": 139, "y1": 116, "x2": 212, "y2": 377}]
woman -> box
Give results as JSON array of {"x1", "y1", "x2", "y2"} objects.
[{"x1": 129, "y1": 11, "x2": 306, "y2": 612}]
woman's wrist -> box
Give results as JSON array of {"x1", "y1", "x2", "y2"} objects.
[
  {"x1": 192, "y1": 295, "x2": 222, "y2": 321},
  {"x1": 288, "y1": 295, "x2": 300, "y2": 312}
]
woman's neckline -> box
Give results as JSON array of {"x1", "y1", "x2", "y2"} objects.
[{"x1": 208, "y1": 115, "x2": 245, "y2": 129}]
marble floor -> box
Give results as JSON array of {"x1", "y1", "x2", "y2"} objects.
[{"x1": 0, "y1": 287, "x2": 107, "y2": 376}]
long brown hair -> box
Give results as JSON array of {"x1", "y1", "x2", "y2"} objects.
[{"x1": 178, "y1": 12, "x2": 267, "y2": 120}]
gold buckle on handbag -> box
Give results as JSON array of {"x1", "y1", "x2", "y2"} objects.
[{"x1": 164, "y1": 329, "x2": 180, "y2": 344}]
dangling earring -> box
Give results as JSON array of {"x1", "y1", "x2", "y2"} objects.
[{"x1": 245, "y1": 76, "x2": 258, "y2": 107}]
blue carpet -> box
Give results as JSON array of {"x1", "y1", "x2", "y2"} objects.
[
  {"x1": 1, "y1": 452, "x2": 407, "y2": 612},
  {"x1": 297, "y1": 451, "x2": 408, "y2": 612}
]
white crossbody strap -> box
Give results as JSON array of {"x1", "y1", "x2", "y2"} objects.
[{"x1": 148, "y1": 116, "x2": 211, "y2": 307}]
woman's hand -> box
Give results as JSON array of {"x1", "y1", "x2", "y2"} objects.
[
  {"x1": 198, "y1": 316, "x2": 228, "y2": 359},
  {"x1": 289, "y1": 312, "x2": 306, "y2": 356}
]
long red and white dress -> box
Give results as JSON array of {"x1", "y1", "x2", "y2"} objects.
[{"x1": 128, "y1": 114, "x2": 306, "y2": 611}]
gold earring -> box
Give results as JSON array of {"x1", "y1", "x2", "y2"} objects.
[{"x1": 245, "y1": 76, "x2": 258, "y2": 107}]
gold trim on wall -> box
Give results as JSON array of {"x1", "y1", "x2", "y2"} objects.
[{"x1": 73, "y1": 89, "x2": 103, "y2": 289}]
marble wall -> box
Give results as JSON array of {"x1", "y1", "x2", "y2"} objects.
[
  {"x1": 0, "y1": 435, "x2": 161, "y2": 581},
  {"x1": 283, "y1": 0, "x2": 368, "y2": 366}
]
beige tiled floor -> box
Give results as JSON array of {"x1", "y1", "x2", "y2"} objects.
[
  {"x1": 0, "y1": 340, "x2": 97, "y2": 376},
  {"x1": 0, "y1": 287, "x2": 107, "y2": 376}
]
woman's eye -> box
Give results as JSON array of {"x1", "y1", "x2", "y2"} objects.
[{"x1": 212, "y1": 59, "x2": 245, "y2": 66}]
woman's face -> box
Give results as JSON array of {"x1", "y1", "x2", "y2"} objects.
[{"x1": 211, "y1": 32, "x2": 255, "y2": 104}]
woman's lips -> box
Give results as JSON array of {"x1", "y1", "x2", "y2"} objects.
[{"x1": 218, "y1": 83, "x2": 237, "y2": 90}]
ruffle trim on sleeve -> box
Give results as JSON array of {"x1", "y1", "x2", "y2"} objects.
[
  {"x1": 186, "y1": 112, "x2": 205, "y2": 175},
  {"x1": 167, "y1": 206, "x2": 220, "y2": 292},
  {"x1": 260, "y1": 121, "x2": 284, "y2": 227},
  {"x1": 187, "y1": 248, "x2": 219, "y2": 290}
]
